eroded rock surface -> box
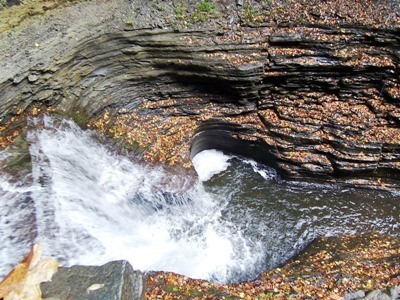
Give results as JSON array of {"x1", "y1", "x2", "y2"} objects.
[
  {"x1": 0, "y1": 0, "x2": 399, "y2": 190},
  {"x1": 41, "y1": 260, "x2": 145, "y2": 300},
  {"x1": 145, "y1": 234, "x2": 400, "y2": 299},
  {"x1": 0, "y1": 1, "x2": 399, "y2": 299}
]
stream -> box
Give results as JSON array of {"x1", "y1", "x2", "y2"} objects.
[{"x1": 0, "y1": 116, "x2": 399, "y2": 284}]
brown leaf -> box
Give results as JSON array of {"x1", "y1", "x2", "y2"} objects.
[{"x1": 0, "y1": 243, "x2": 59, "y2": 300}]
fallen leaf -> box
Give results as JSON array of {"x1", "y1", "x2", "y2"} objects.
[{"x1": 0, "y1": 243, "x2": 59, "y2": 300}]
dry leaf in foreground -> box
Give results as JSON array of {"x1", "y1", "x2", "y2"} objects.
[{"x1": 0, "y1": 243, "x2": 59, "y2": 300}]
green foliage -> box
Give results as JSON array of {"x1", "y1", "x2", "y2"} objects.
[
  {"x1": 171, "y1": 0, "x2": 219, "y2": 25},
  {"x1": 192, "y1": 0, "x2": 216, "y2": 23},
  {"x1": 173, "y1": 0, "x2": 186, "y2": 22},
  {"x1": 197, "y1": 0, "x2": 215, "y2": 13},
  {"x1": 243, "y1": 4, "x2": 255, "y2": 22},
  {"x1": 174, "y1": 6, "x2": 184, "y2": 19}
]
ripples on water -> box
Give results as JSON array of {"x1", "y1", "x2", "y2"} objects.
[{"x1": 0, "y1": 116, "x2": 399, "y2": 284}]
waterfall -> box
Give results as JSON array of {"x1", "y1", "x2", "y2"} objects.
[
  {"x1": 0, "y1": 116, "x2": 265, "y2": 283},
  {"x1": 0, "y1": 115, "x2": 398, "y2": 284}
]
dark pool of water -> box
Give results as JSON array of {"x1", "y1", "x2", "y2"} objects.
[{"x1": 202, "y1": 155, "x2": 399, "y2": 277}]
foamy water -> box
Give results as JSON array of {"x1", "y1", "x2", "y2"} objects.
[
  {"x1": 0, "y1": 116, "x2": 264, "y2": 283},
  {"x1": 192, "y1": 149, "x2": 232, "y2": 181},
  {"x1": 0, "y1": 116, "x2": 399, "y2": 284}
]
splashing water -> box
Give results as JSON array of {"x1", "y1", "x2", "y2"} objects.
[
  {"x1": 0, "y1": 116, "x2": 399, "y2": 284},
  {"x1": 192, "y1": 149, "x2": 231, "y2": 181},
  {"x1": 0, "y1": 116, "x2": 265, "y2": 283}
]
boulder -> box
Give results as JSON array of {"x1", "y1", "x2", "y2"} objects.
[{"x1": 41, "y1": 260, "x2": 145, "y2": 300}]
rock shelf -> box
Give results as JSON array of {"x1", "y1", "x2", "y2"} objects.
[
  {"x1": 0, "y1": 0, "x2": 399, "y2": 299},
  {"x1": 1, "y1": 0, "x2": 398, "y2": 189}
]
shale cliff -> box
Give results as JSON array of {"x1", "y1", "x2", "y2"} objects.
[
  {"x1": 0, "y1": 0, "x2": 399, "y2": 190},
  {"x1": 0, "y1": 1, "x2": 399, "y2": 299}
]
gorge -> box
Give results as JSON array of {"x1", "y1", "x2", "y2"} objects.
[{"x1": 0, "y1": 0, "x2": 399, "y2": 299}]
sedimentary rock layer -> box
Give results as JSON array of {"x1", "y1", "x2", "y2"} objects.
[{"x1": 0, "y1": 0, "x2": 399, "y2": 189}]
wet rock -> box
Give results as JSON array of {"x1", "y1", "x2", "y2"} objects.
[
  {"x1": 343, "y1": 286, "x2": 400, "y2": 300},
  {"x1": 0, "y1": 0, "x2": 399, "y2": 190},
  {"x1": 364, "y1": 290, "x2": 391, "y2": 300},
  {"x1": 344, "y1": 290, "x2": 365, "y2": 300},
  {"x1": 41, "y1": 260, "x2": 145, "y2": 300},
  {"x1": 0, "y1": 0, "x2": 398, "y2": 299},
  {"x1": 390, "y1": 286, "x2": 400, "y2": 299}
]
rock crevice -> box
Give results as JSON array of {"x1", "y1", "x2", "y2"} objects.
[{"x1": 0, "y1": 0, "x2": 399, "y2": 189}]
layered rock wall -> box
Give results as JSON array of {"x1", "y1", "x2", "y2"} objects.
[{"x1": 0, "y1": 0, "x2": 399, "y2": 189}]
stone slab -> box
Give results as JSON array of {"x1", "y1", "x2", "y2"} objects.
[{"x1": 41, "y1": 260, "x2": 144, "y2": 300}]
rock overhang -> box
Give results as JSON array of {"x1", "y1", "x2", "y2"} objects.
[{"x1": 0, "y1": 0, "x2": 399, "y2": 190}]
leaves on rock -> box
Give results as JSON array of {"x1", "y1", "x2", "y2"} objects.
[{"x1": 145, "y1": 234, "x2": 400, "y2": 299}]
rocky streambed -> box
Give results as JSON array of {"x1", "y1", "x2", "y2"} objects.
[{"x1": 0, "y1": 0, "x2": 399, "y2": 299}]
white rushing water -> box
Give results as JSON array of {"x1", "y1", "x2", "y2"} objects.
[
  {"x1": 1, "y1": 116, "x2": 399, "y2": 284},
  {"x1": 192, "y1": 149, "x2": 232, "y2": 182},
  {"x1": 191, "y1": 150, "x2": 277, "y2": 182},
  {"x1": 0, "y1": 116, "x2": 265, "y2": 283}
]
